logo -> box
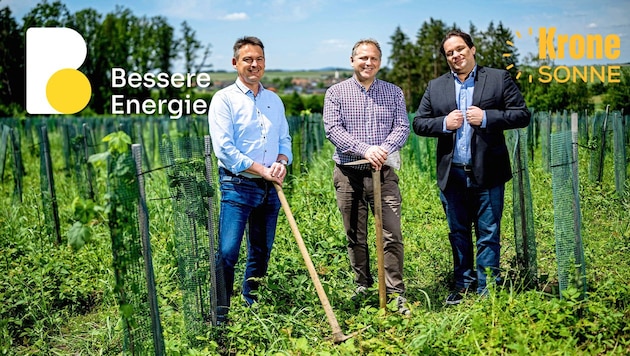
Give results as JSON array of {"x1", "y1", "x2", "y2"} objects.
[
  {"x1": 504, "y1": 27, "x2": 622, "y2": 84},
  {"x1": 26, "y1": 27, "x2": 92, "y2": 114}
]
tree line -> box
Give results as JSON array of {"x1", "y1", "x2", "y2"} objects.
[
  {"x1": 380, "y1": 18, "x2": 629, "y2": 114},
  {"x1": 1, "y1": 1, "x2": 628, "y2": 117}
]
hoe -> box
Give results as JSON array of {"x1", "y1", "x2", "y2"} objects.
[{"x1": 273, "y1": 182, "x2": 364, "y2": 344}]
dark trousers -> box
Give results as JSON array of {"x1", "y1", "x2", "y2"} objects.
[{"x1": 333, "y1": 165, "x2": 405, "y2": 294}]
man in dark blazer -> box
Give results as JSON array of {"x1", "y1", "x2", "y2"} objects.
[{"x1": 413, "y1": 30, "x2": 530, "y2": 305}]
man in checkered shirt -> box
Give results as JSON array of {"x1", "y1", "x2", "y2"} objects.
[{"x1": 323, "y1": 38, "x2": 411, "y2": 315}]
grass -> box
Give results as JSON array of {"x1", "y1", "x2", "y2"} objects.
[{"x1": 1, "y1": 128, "x2": 629, "y2": 355}]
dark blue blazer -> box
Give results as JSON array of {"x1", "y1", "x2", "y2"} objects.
[{"x1": 413, "y1": 65, "x2": 531, "y2": 190}]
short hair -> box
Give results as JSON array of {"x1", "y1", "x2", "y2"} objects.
[
  {"x1": 439, "y1": 30, "x2": 475, "y2": 58},
  {"x1": 351, "y1": 38, "x2": 382, "y2": 58},
  {"x1": 233, "y1": 36, "x2": 265, "y2": 59}
]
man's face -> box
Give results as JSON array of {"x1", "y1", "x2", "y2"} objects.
[
  {"x1": 351, "y1": 43, "x2": 381, "y2": 83},
  {"x1": 443, "y1": 36, "x2": 476, "y2": 75},
  {"x1": 233, "y1": 44, "x2": 265, "y2": 87}
]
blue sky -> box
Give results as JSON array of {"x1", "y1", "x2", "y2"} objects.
[{"x1": 5, "y1": 0, "x2": 630, "y2": 72}]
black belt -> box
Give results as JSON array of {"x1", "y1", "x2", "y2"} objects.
[
  {"x1": 219, "y1": 167, "x2": 265, "y2": 181},
  {"x1": 452, "y1": 163, "x2": 473, "y2": 172}
]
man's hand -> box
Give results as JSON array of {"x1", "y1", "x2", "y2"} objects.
[
  {"x1": 245, "y1": 161, "x2": 287, "y2": 185},
  {"x1": 466, "y1": 106, "x2": 483, "y2": 126},
  {"x1": 446, "y1": 109, "x2": 464, "y2": 131},
  {"x1": 262, "y1": 162, "x2": 287, "y2": 185},
  {"x1": 364, "y1": 145, "x2": 388, "y2": 170}
]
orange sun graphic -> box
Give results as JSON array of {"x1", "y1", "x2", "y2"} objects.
[{"x1": 504, "y1": 28, "x2": 534, "y2": 82}]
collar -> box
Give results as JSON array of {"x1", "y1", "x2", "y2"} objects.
[
  {"x1": 351, "y1": 76, "x2": 379, "y2": 92},
  {"x1": 451, "y1": 65, "x2": 477, "y2": 83},
  {"x1": 235, "y1": 77, "x2": 264, "y2": 96}
]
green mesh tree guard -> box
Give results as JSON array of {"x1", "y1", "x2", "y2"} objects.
[
  {"x1": 175, "y1": 117, "x2": 192, "y2": 137},
  {"x1": 69, "y1": 123, "x2": 89, "y2": 200},
  {"x1": 510, "y1": 128, "x2": 537, "y2": 287},
  {"x1": 589, "y1": 110, "x2": 607, "y2": 183},
  {"x1": 550, "y1": 130, "x2": 586, "y2": 298},
  {"x1": 611, "y1": 111, "x2": 627, "y2": 199},
  {"x1": 302, "y1": 113, "x2": 326, "y2": 166},
  {"x1": 286, "y1": 113, "x2": 326, "y2": 174},
  {"x1": 0, "y1": 125, "x2": 9, "y2": 182},
  {"x1": 160, "y1": 135, "x2": 219, "y2": 341},
  {"x1": 133, "y1": 120, "x2": 152, "y2": 172},
  {"x1": 578, "y1": 110, "x2": 589, "y2": 148},
  {"x1": 82, "y1": 123, "x2": 97, "y2": 201},
  {"x1": 61, "y1": 122, "x2": 75, "y2": 173},
  {"x1": 539, "y1": 112, "x2": 551, "y2": 172},
  {"x1": 552, "y1": 111, "x2": 566, "y2": 133},
  {"x1": 146, "y1": 118, "x2": 159, "y2": 169},
  {"x1": 108, "y1": 147, "x2": 164, "y2": 355},
  {"x1": 23, "y1": 116, "x2": 35, "y2": 156},
  {"x1": 39, "y1": 126, "x2": 62, "y2": 245},
  {"x1": 527, "y1": 108, "x2": 537, "y2": 163},
  {"x1": 407, "y1": 114, "x2": 437, "y2": 180},
  {"x1": 10, "y1": 126, "x2": 23, "y2": 203}
]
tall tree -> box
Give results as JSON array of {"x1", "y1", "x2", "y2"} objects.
[
  {"x1": 152, "y1": 16, "x2": 178, "y2": 99},
  {"x1": 412, "y1": 18, "x2": 451, "y2": 110},
  {"x1": 154, "y1": 16, "x2": 177, "y2": 74},
  {"x1": 21, "y1": 0, "x2": 70, "y2": 28},
  {"x1": 605, "y1": 66, "x2": 630, "y2": 114},
  {"x1": 386, "y1": 26, "x2": 416, "y2": 110},
  {"x1": 478, "y1": 21, "x2": 519, "y2": 78},
  {"x1": 0, "y1": 7, "x2": 24, "y2": 116},
  {"x1": 92, "y1": 7, "x2": 137, "y2": 113},
  {"x1": 179, "y1": 21, "x2": 212, "y2": 81}
]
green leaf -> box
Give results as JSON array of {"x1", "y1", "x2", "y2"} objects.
[
  {"x1": 88, "y1": 151, "x2": 111, "y2": 170},
  {"x1": 67, "y1": 222, "x2": 92, "y2": 251},
  {"x1": 102, "y1": 131, "x2": 132, "y2": 154}
]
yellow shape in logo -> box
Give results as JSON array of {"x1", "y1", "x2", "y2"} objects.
[
  {"x1": 503, "y1": 29, "x2": 534, "y2": 82},
  {"x1": 45, "y1": 68, "x2": 91, "y2": 114}
]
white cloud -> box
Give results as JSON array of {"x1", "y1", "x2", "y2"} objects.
[
  {"x1": 266, "y1": 0, "x2": 325, "y2": 21},
  {"x1": 321, "y1": 39, "x2": 347, "y2": 49},
  {"x1": 587, "y1": 23, "x2": 598, "y2": 29},
  {"x1": 220, "y1": 12, "x2": 249, "y2": 21},
  {"x1": 152, "y1": 0, "x2": 214, "y2": 20}
]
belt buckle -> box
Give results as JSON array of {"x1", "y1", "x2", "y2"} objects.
[{"x1": 463, "y1": 165, "x2": 472, "y2": 173}]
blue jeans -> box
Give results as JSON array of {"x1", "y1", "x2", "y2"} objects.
[
  {"x1": 440, "y1": 166, "x2": 504, "y2": 294},
  {"x1": 216, "y1": 168, "x2": 281, "y2": 315}
]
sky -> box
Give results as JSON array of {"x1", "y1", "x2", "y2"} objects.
[{"x1": 4, "y1": 0, "x2": 630, "y2": 72}]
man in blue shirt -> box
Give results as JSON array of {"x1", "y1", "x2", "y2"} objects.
[
  {"x1": 208, "y1": 36, "x2": 292, "y2": 323},
  {"x1": 413, "y1": 30, "x2": 530, "y2": 305}
]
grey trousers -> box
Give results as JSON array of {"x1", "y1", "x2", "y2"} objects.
[{"x1": 333, "y1": 164, "x2": 405, "y2": 294}]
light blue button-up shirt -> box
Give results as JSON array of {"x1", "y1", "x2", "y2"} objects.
[
  {"x1": 443, "y1": 65, "x2": 487, "y2": 165},
  {"x1": 208, "y1": 78, "x2": 292, "y2": 177}
]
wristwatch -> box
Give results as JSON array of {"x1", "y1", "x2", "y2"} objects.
[{"x1": 277, "y1": 159, "x2": 288, "y2": 166}]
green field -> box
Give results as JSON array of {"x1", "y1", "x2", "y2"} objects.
[
  {"x1": 1, "y1": 119, "x2": 629, "y2": 355},
  {"x1": 207, "y1": 69, "x2": 353, "y2": 82}
]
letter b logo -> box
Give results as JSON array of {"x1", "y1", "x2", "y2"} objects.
[{"x1": 26, "y1": 27, "x2": 92, "y2": 114}]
